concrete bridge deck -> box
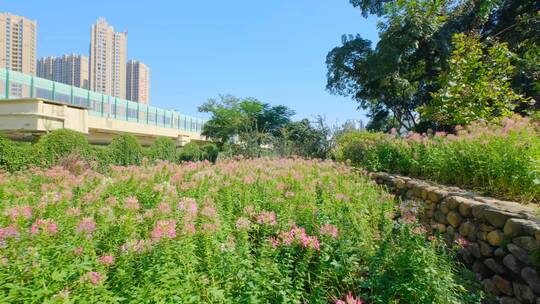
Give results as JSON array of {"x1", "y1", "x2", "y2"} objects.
[{"x1": 0, "y1": 69, "x2": 206, "y2": 146}]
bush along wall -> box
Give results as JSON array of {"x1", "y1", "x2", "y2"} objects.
[
  {"x1": 0, "y1": 130, "x2": 219, "y2": 172},
  {"x1": 372, "y1": 172, "x2": 540, "y2": 303},
  {"x1": 336, "y1": 115, "x2": 540, "y2": 203}
]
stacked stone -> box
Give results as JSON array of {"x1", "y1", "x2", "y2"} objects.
[{"x1": 372, "y1": 172, "x2": 540, "y2": 304}]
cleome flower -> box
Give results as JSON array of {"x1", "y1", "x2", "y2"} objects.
[
  {"x1": 79, "y1": 271, "x2": 105, "y2": 286},
  {"x1": 334, "y1": 292, "x2": 364, "y2": 304},
  {"x1": 30, "y1": 219, "x2": 58, "y2": 236},
  {"x1": 98, "y1": 254, "x2": 114, "y2": 266},
  {"x1": 150, "y1": 220, "x2": 177, "y2": 241},
  {"x1": 319, "y1": 224, "x2": 339, "y2": 238},
  {"x1": 76, "y1": 218, "x2": 96, "y2": 235}
]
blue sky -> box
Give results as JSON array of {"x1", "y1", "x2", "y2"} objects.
[{"x1": 2, "y1": 0, "x2": 379, "y2": 125}]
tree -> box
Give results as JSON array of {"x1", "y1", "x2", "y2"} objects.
[
  {"x1": 199, "y1": 95, "x2": 295, "y2": 156},
  {"x1": 327, "y1": 0, "x2": 540, "y2": 129},
  {"x1": 277, "y1": 116, "x2": 332, "y2": 158},
  {"x1": 420, "y1": 33, "x2": 528, "y2": 125}
]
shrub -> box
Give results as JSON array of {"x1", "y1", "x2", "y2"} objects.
[
  {"x1": 0, "y1": 136, "x2": 38, "y2": 172},
  {"x1": 335, "y1": 131, "x2": 387, "y2": 171},
  {"x1": 368, "y1": 224, "x2": 484, "y2": 304},
  {"x1": 337, "y1": 115, "x2": 540, "y2": 203},
  {"x1": 149, "y1": 137, "x2": 177, "y2": 162},
  {"x1": 177, "y1": 142, "x2": 202, "y2": 162},
  {"x1": 107, "y1": 134, "x2": 143, "y2": 166},
  {"x1": 36, "y1": 129, "x2": 90, "y2": 166},
  {"x1": 201, "y1": 143, "x2": 219, "y2": 163}
]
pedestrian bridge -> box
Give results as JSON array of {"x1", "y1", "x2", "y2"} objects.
[{"x1": 0, "y1": 69, "x2": 206, "y2": 146}]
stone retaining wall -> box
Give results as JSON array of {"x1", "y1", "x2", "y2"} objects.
[{"x1": 371, "y1": 172, "x2": 540, "y2": 304}]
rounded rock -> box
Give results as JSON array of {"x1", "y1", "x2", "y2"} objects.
[
  {"x1": 486, "y1": 230, "x2": 504, "y2": 247},
  {"x1": 513, "y1": 236, "x2": 538, "y2": 252},
  {"x1": 493, "y1": 275, "x2": 513, "y2": 296},
  {"x1": 447, "y1": 211, "x2": 462, "y2": 228},
  {"x1": 521, "y1": 267, "x2": 540, "y2": 294},
  {"x1": 503, "y1": 254, "x2": 521, "y2": 273}
]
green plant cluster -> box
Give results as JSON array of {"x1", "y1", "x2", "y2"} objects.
[
  {"x1": 336, "y1": 115, "x2": 540, "y2": 203},
  {"x1": 0, "y1": 130, "x2": 219, "y2": 172},
  {"x1": 0, "y1": 158, "x2": 482, "y2": 303}
]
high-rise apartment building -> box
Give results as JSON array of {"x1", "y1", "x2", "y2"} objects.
[
  {"x1": 37, "y1": 55, "x2": 89, "y2": 89},
  {"x1": 126, "y1": 60, "x2": 150, "y2": 104},
  {"x1": 37, "y1": 56, "x2": 55, "y2": 80},
  {"x1": 0, "y1": 13, "x2": 37, "y2": 75},
  {"x1": 89, "y1": 18, "x2": 127, "y2": 98}
]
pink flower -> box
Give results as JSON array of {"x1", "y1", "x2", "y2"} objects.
[
  {"x1": 201, "y1": 223, "x2": 219, "y2": 233},
  {"x1": 6, "y1": 205, "x2": 32, "y2": 220},
  {"x1": 120, "y1": 239, "x2": 152, "y2": 254},
  {"x1": 66, "y1": 207, "x2": 81, "y2": 217},
  {"x1": 98, "y1": 254, "x2": 114, "y2": 266},
  {"x1": 30, "y1": 219, "x2": 58, "y2": 236},
  {"x1": 182, "y1": 223, "x2": 196, "y2": 235},
  {"x1": 79, "y1": 271, "x2": 104, "y2": 285},
  {"x1": 156, "y1": 202, "x2": 171, "y2": 215},
  {"x1": 124, "y1": 196, "x2": 140, "y2": 210},
  {"x1": 268, "y1": 236, "x2": 280, "y2": 249},
  {"x1": 106, "y1": 196, "x2": 118, "y2": 206},
  {"x1": 278, "y1": 226, "x2": 320, "y2": 251},
  {"x1": 73, "y1": 247, "x2": 84, "y2": 255},
  {"x1": 201, "y1": 206, "x2": 217, "y2": 218},
  {"x1": 150, "y1": 220, "x2": 176, "y2": 241},
  {"x1": 454, "y1": 236, "x2": 469, "y2": 248},
  {"x1": 319, "y1": 224, "x2": 339, "y2": 238},
  {"x1": 256, "y1": 211, "x2": 277, "y2": 226},
  {"x1": 243, "y1": 175, "x2": 255, "y2": 184},
  {"x1": 335, "y1": 292, "x2": 364, "y2": 304},
  {"x1": 299, "y1": 235, "x2": 320, "y2": 251},
  {"x1": 77, "y1": 218, "x2": 96, "y2": 235},
  {"x1": 235, "y1": 217, "x2": 250, "y2": 230},
  {"x1": 0, "y1": 225, "x2": 19, "y2": 239}
]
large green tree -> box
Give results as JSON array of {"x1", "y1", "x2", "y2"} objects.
[
  {"x1": 327, "y1": 0, "x2": 539, "y2": 130},
  {"x1": 198, "y1": 95, "x2": 295, "y2": 155}
]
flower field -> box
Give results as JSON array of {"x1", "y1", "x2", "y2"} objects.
[{"x1": 0, "y1": 158, "x2": 481, "y2": 303}]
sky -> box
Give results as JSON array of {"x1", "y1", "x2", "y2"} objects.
[{"x1": 2, "y1": 0, "x2": 380, "y2": 125}]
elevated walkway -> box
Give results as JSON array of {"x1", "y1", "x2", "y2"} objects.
[{"x1": 0, "y1": 69, "x2": 206, "y2": 146}]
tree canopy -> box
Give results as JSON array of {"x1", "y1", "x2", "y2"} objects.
[
  {"x1": 328, "y1": 0, "x2": 539, "y2": 130},
  {"x1": 198, "y1": 95, "x2": 295, "y2": 155}
]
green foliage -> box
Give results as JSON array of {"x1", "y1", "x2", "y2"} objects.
[
  {"x1": 337, "y1": 116, "x2": 540, "y2": 202},
  {"x1": 36, "y1": 129, "x2": 90, "y2": 166},
  {"x1": 369, "y1": 224, "x2": 483, "y2": 304},
  {"x1": 0, "y1": 136, "x2": 38, "y2": 171},
  {"x1": 149, "y1": 137, "x2": 177, "y2": 162},
  {"x1": 177, "y1": 142, "x2": 203, "y2": 162},
  {"x1": 199, "y1": 95, "x2": 295, "y2": 157},
  {"x1": 421, "y1": 33, "x2": 528, "y2": 125},
  {"x1": 335, "y1": 131, "x2": 388, "y2": 171},
  {"x1": 328, "y1": 0, "x2": 540, "y2": 130},
  {"x1": 107, "y1": 134, "x2": 144, "y2": 166},
  {"x1": 201, "y1": 143, "x2": 219, "y2": 164},
  {"x1": 0, "y1": 158, "x2": 481, "y2": 302},
  {"x1": 275, "y1": 117, "x2": 333, "y2": 159}
]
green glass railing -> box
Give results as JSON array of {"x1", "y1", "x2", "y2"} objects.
[{"x1": 0, "y1": 68, "x2": 206, "y2": 134}]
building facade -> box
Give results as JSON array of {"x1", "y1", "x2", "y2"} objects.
[
  {"x1": 89, "y1": 18, "x2": 126, "y2": 98},
  {"x1": 37, "y1": 56, "x2": 55, "y2": 80},
  {"x1": 0, "y1": 13, "x2": 37, "y2": 75},
  {"x1": 37, "y1": 54, "x2": 89, "y2": 89},
  {"x1": 126, "y1": 60, "x2": 150, "y2": 104}
]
